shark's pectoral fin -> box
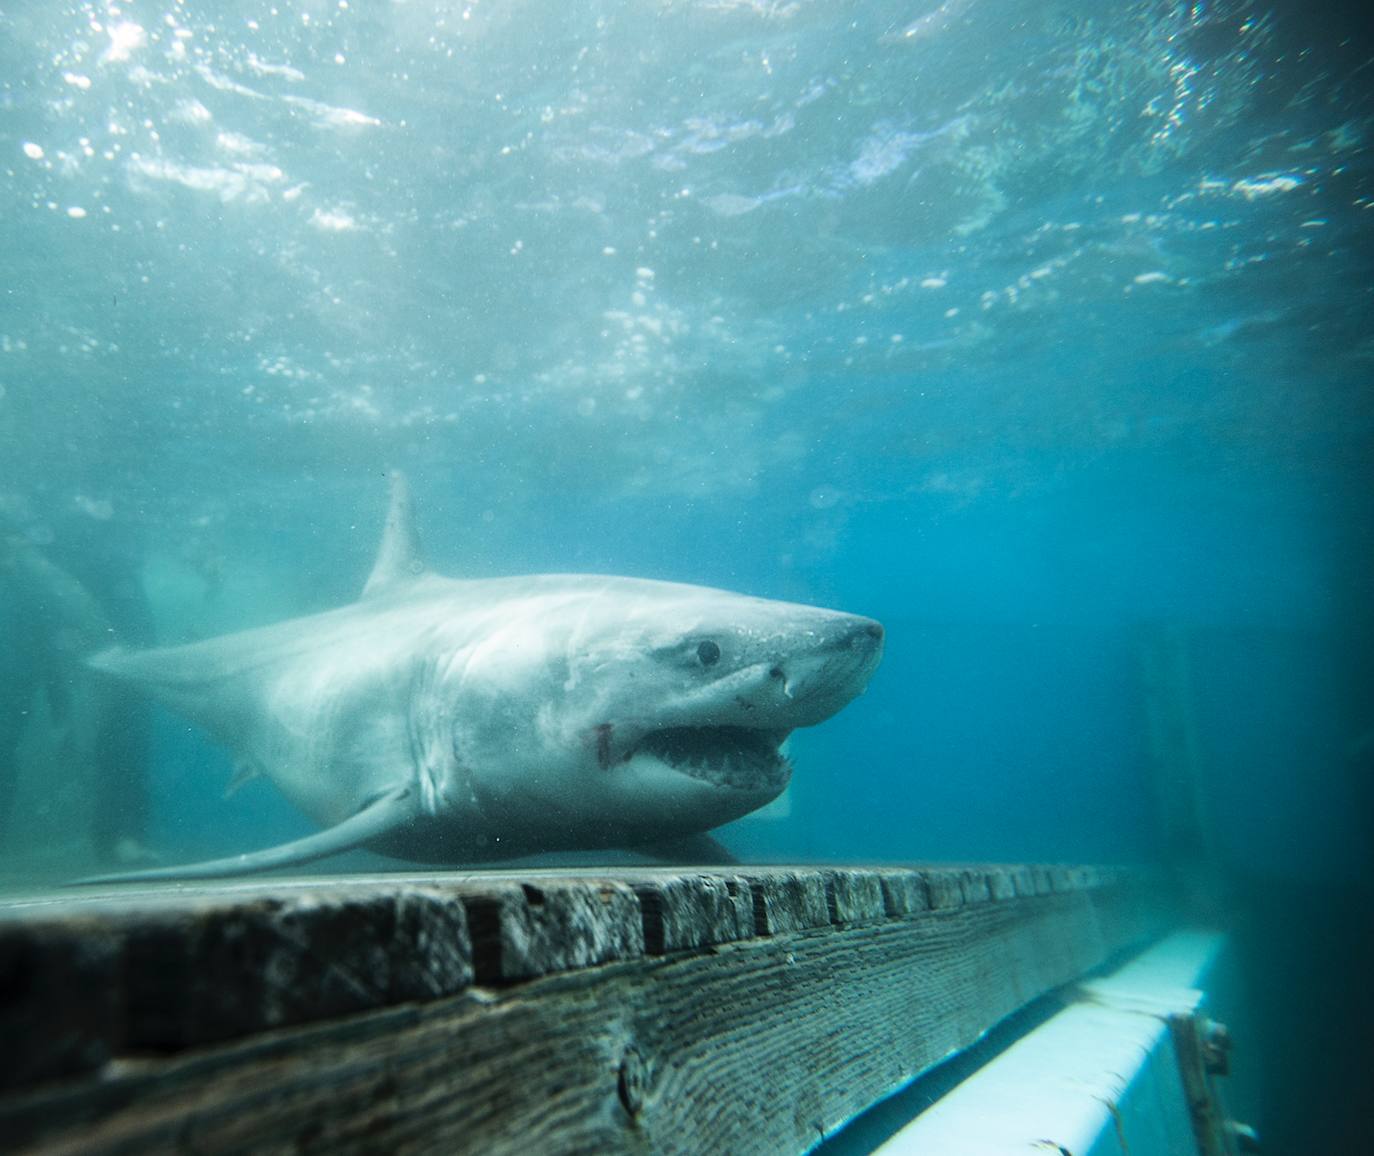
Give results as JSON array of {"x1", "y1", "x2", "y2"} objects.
[
  {"x1": 223, "y1": 758, "x2": 264, "y2": 799},
  {"x1": 69, "y1": 786, "x2": 418, "y2": 885}
]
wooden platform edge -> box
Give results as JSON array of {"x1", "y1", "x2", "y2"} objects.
[{"x1": 0, "y1": 865, "x2": 1172, "y2": 1154}]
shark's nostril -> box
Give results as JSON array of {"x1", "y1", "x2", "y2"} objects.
[{"x1": 848, "y1": 622, "x2": 883, "y2": 648}]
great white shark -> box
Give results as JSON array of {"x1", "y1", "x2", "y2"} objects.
[{"x1": 80, "y1": 474, "x2": 883, "y2": 882}]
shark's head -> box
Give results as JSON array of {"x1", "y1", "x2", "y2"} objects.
[{"x1": 437, "y1": 576, "x2": 883, "y2": 848}]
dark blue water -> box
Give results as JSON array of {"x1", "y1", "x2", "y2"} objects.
[{"x1": 2, "y1": 1, "x2": 1371, "y2": 1147}]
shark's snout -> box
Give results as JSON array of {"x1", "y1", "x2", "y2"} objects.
[
  {"x1": 818, "y1": 613, "x2": 884, "y2": 652},
  {"x1": 766, "y1": 612, "x2": 884, "y2": 723},
  {"x1": 858, "y1": 619, "x2": 885, "y2": 645},
  {"x1": 838, "y1": 616, "x2": 884, "y2": 654}
]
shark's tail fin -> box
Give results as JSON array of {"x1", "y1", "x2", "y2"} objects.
[{"x1": 68, "y1": 785, "x2": 416, "y2": 885}]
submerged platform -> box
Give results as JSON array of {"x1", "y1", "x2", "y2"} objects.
[{"x1": 0, "y1": 864, "x2": 1169, "y2": 1154}]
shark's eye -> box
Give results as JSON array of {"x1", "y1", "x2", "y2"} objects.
[{"x1": 696, "y1": 639, "x2": 721, "y2": 667}]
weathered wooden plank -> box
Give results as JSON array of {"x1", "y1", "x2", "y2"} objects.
[
  {"x1": 821, "y1": 867, "x2": 887, "y2": 924},
  {"x1": 0, "y1": 917, "x2": 122, "y2": 1093},
  {"x1": 459, "y1": 877, "x2": 643, "y2": 982},
  {"x1": 873, "y1": 867, "x2": 931, "y2": 917},
  {"x1": 0, "y1": 866, "x2": 1168, "y2": 1155},
  {"x1": 742, "y1": 868, "x2": 832, "y2": 934},
  {"x1": 630, "y1": 872, "x2": 754, "y2": 954},
  {"x1": 1, "y1": 882, "x2": 475, "y2": 1086}
]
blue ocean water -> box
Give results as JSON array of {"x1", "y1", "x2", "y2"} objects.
[{"x1": 1, "y1": 0, "x2": 1370, "y2": 1146}]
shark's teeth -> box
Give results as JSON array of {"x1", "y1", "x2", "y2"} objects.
[{"x1": 636, "y1": 726, "x2": 790, "y2": 791}]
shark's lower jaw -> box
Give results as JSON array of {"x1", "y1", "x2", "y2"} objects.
[{"x1": 635, "y1": 726, "x2": 792, "y2": 791}]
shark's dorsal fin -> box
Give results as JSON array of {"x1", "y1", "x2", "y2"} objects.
[
  {"x1": 70, "y1": 786, "x2": 416, "y2": 885},
  {"x1": 363, "y1": 471, "x2": 426, "y2": 599}
]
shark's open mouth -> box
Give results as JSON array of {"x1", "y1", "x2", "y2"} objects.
[{"x1": 635, "y1": 725, "x2": 791, "y2": 791}]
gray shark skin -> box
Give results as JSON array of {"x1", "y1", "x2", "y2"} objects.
[{"x1": 79, "y1": 474, "x2": 883, "y2": 882}]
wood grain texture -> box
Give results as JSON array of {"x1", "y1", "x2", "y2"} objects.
[{"x1": 0, "y1": 865, "x2": 1169, "y2": 1155}]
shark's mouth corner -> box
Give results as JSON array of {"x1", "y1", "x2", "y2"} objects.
[{"x1": 633, "y1": 725, "x2": 792, "y2": 791}]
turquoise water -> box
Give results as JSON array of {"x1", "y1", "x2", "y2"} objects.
[{"x1": 1, "y1": 0, "x2": 1370, "y2": 1145}]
